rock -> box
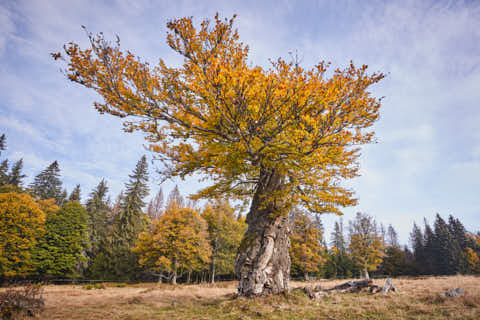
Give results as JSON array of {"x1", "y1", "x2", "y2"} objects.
[{"x1": 442, "y1": 288, "x2": 464, "y2": 297}]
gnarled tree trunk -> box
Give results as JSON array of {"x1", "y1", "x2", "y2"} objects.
[{"x1": 235, "y1": 169, "x2": 291, "y2": 297}]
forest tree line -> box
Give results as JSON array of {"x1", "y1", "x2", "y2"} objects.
[{"x1": 1, "y1": 133, "x2": 479, "y2": 283}]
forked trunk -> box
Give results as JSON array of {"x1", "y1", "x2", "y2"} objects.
[{"x1": 235, "y1": 169, "x2": 291, "y2": 297}]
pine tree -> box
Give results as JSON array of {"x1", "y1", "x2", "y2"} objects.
[
  {"x1": 410, "y1": 222, "x2": 424, "y2": 274},
  {"x1": 0, "y1": 134, "x2": 5, "y2": 156},
  {"x1": 423, "y1": 219, "x2": 436, "y2": 275},
  {"x1": 58, "y1": 188, "x2": 68, "y2": 207},
  {"x1": 7, "y1": 159, "x2": 26, "y2": 188},
  {"x1": 433, "y1": 214, "x2": 458, "y2": 275},
  {"x1": 117, "y1": 155, "x2": 149, "y2": 247},
  {"x1": 29, "y1": 161, "x2": 63, "y2": 204},
  {"x1": 85, "y1": 179, "x2": 113, "y2": 278},
  {"x1": 0, "y1": 159, "x2": 8, "y2": 186},
  {"x1": 68, "y1": 184, "x2": 81, "y2": 202},
  {"x1": 331, "y1": 219, "x2": 346, "y2": 253}
]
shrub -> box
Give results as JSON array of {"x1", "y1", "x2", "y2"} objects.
[{"x1": 0, "y1": 283, "x2": 45, "y2": 319}]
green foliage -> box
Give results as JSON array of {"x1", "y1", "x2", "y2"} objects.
[
  {"x1": 0, "y1": 159, "x2": 9, "y2": 186},
  {"x1": 116, "y1": 155, "x2": 149, "y2": 247},
  {"x1": 29, "y1": 161, "x2": 63, "y2": 205},
  {"x1": 0, "y1": 192, "x2": 46, "y2": 277},
  {"x1": 202, "y1": 200, "x2": 246, "y2": 281},
  {"x1": 33, "y1": 202, "x2": 89, "y2": 278},
  {"x1": 8, "y1": 159, "x2": 26, "y2": 188},
  {"x1": 68, "y1": 184, "x2": 81, "y2": 202}
]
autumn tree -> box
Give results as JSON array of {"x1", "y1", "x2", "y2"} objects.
[
  {"x1": 348, "y1": 212, "x2": 385, "y2": 279},
  {"x1": 0, "y1": 192, "x2": 46, "y2": 278},
  {"x1": 289, "y1": 210, "x2": 325, "y2": 280},
  {"x1": 55, "y1": 14, "x2": 384, "y2": 296},
  {"x1": 134, "y1": 206, "x2": 211, "y2": 284},
  {"x1": 202, "y1": 200, "x2": 246, "y2": 282}
]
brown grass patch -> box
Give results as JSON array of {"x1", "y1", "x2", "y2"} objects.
[{"x1": 13, "y1": 275, "x2": 480, "y2": 319}]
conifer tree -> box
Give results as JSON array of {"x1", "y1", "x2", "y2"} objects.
[
  {"x1": 386, "y1": 224, "x2": 399, "y2": 248},
  {"x1": 422, "y1": 219, "x2": 436, "y2": 275},
  {"x1": 433, "y1": 214, "x2": 458, "y2": 275},
  {"x1": 410, "y1": 222, "x2": 424, "y2": 274},
  {"x1": 68, "y1": 184, "x2": 81, "y2": 202},
  {"x1": 8, "y1": 159, "x2": 26, "y2": 188},
  {"x1": 117, "y1": 155, "x2": 149, "y2": 247},
  {"x1": 0, "y1": 159, "x2": 8, "y2": 186},
  {"x1": 0, "y1": 134, "x2": 5, "y2": 156},
  {"x1": 29, "y1": 161, "x2": 63, "y2": 204}
]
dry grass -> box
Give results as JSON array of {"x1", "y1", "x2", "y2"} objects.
[{"x1": 6, "y1": 276, "x2": 479, "y2": 319}]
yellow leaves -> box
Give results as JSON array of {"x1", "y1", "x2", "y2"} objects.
[{"x1": 56, "y1": 14, "x2": 384, "y2": 216}]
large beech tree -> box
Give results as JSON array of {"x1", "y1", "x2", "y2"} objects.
[{"x1": 54, "y1": 14, "x2": 384, "y2": 296}]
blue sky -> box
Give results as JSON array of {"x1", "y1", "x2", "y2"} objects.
[{"x1": 1, "y1": 0, "x2": 479, "y2": 245}]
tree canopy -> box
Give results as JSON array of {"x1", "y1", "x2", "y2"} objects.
[{"x1": 55, "y1": 14, "x2": 384, "y2": 215}]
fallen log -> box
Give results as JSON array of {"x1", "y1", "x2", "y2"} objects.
[{"x1": 301, "y1": 278, "x2": 397, "y2": 300}]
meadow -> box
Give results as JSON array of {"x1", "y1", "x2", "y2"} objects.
[{"x1": 21, "y1": 275, "x2": 480, "y2": 319}]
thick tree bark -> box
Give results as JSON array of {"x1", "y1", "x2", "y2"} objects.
[{"x1": 235, "y1": 169, "x2": 291, "y2": 297}]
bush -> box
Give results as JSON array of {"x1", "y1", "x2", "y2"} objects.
[
  {"x1": 0, "y1": 283, "x2": 45, "y2": 319},
  {"x1": 82, "y1": 283, "x2": 105, "y2": 290}
]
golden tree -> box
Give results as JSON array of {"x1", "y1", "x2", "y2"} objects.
[
  {"x1": 289, "y1": 210, "x2": 325, "y2": 280},
  {"x1": 55, "y1": 14, "x2": 384, "y2": 296},
  {"x1": 348, "y1": 212, "x2": 385, "y2": 279},
  {"x1": 134, "y1": 206, "x2": 211, "y2": 284},
  {"x1": 0, "y1": 192, "x2": 46, "y2": 277}
]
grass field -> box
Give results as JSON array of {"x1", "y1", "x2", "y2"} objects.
[{"x1": 15, "y1": 275, "x2": 480, "y2": 319}]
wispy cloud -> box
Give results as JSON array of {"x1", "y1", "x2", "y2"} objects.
[{"x1": 0, "y1": 0, "x2": 479, "y2": 244}]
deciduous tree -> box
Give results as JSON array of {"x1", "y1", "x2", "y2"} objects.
[
  {"x1": 135, "y1": 206, "x2": 211, "y2": 284},
  {"x1": 348, "y1": 212, "x2": 385, "y2": 279},
  {"x1": 55, "y1": 14, "x2": 384, "y2": 296},
  {"x1": 0, "y1": 192, "x2": 46, "y2": 277}
]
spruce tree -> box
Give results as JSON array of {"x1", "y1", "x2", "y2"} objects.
[
  {"x1": 8, "y1": 159, "x2": 26, "y2": 188},
  {"x1": 68, "y1": 184, "x2": 82, "y2": 202},
  {"x1": 433, "y1": 214, "x2": 458, "y2": 275},
  {"x1": 423, "y1": 219, "x2": 436, "y2": 275},
  {"x1": 0, "y1": 159, "x2": 8, "y2": 186},
  {"x1": 117, "y1": 155, "x2": 149, "y2": 247},
  {"x1": 386, "y1": 224, "x2": 399, "y2": 248},
  {"x1": 29, "y1": 161, "x2": 63, "y2": 204},
  {"x1": 85, "y1": 179, "x2": 113, "y2": 278},
  {"x1": 410, "y1": 222, "x2": 424, "y2": 274},
  {"x1": 0, "y1": 134, "x2": 5, "y2": 155}
]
